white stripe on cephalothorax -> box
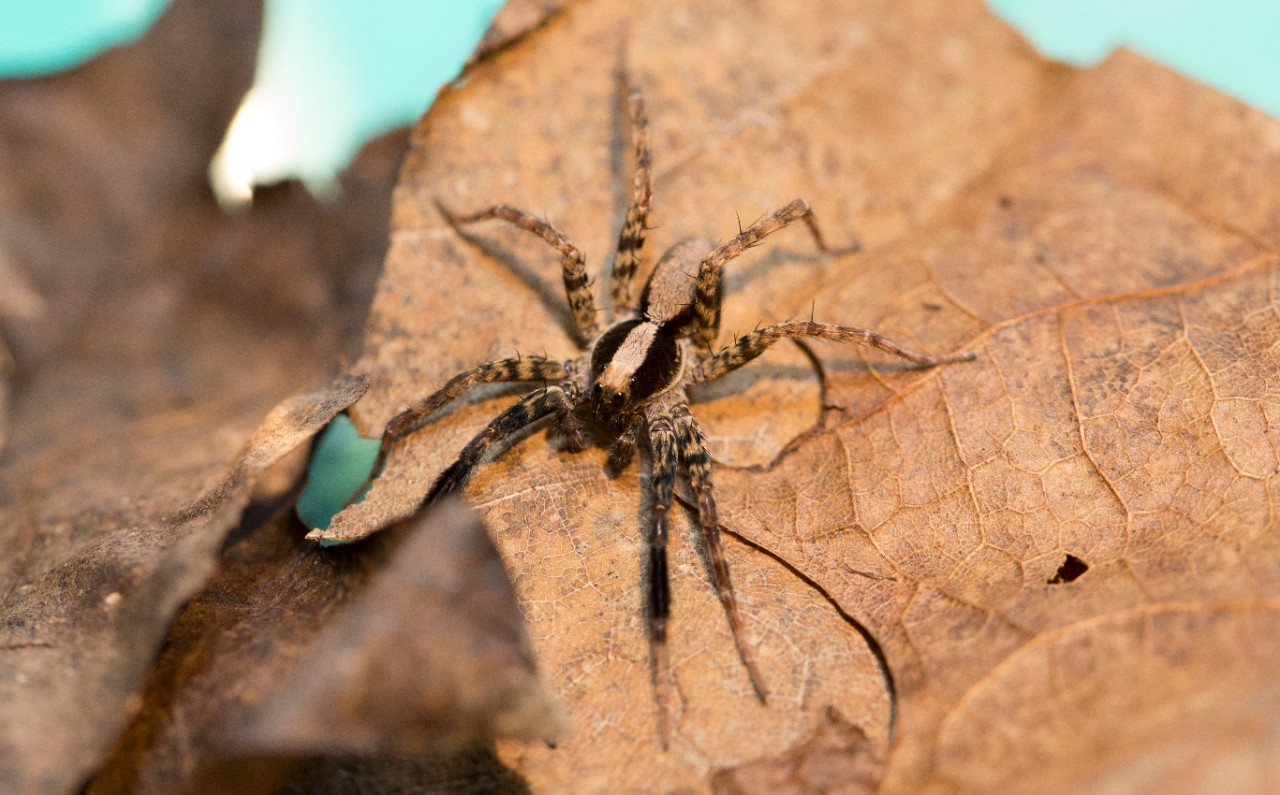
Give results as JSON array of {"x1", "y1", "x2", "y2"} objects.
[{"x1": 597, "y1": 320, "x2": 660, "y2": 395}]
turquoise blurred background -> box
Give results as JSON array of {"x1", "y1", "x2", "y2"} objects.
[
  {"x1": 987, "y1": 0, "x2": 1280, "y2": 118},
  {"x1": 0, "y1": 0, "x2": 171, "y2": 76},
  {"x1": 0, "y1": 0, "x2": 503, "y2": 194},
  {"x1": 0, "y1": 0, "x2": 1275, "y2": 190}
]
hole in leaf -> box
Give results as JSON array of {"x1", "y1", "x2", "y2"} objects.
[
  {"x1": 296, "y1": 413, "x2": 379, "y2": 531},
  {"x1": 1048, "y1": 553, "x2": 1088, "y2": 584}
]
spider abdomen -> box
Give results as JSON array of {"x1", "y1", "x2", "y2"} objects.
[{"x1": 640, "y1": 237, "x2": 715, "y2": 330}]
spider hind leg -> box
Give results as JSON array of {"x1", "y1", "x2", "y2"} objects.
[
  {"x1": 695, "y1": 320, "x2": 975, "y2": 384},
  {"x1": 644, "y1": 410, "x2": 680, "y2": 748},
  {"x1": 672, "y1": 405, "x2": 768, "y2": 701},
  {"x1": 350, "y1": 357, "x2": 566, "y2": 507},
  {"x1": 641, "y1": 402, "x2": 769, "y2": 748}
]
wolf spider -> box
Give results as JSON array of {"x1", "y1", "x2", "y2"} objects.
[{"x1": 369, "y1": 83, "x2": 973, "y2": 746}]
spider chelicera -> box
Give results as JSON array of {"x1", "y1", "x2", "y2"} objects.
[{"x1": 364, "y1": 82, "x2": 973, "y2": 746}]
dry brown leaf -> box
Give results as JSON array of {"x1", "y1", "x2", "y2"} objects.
[
  {"x1": 314, "y1": 0, "x2": 1280, "y2": 792},
  {"x1": 0, "y1": 0, "x2": 400, "y2": 792},
  {"x1": 243, "y1": 498, "x2": 563, "y2": 758},
  {"x1": 0, "y1": 0, "x2": 396, "y2": 459},
  {"x1": 0, "y1": 372, "x2": 368, "y2": 795},
  {"x1": 466, "y1": 0, "x2": 566, "y2": 68},
  {"x1": 0, "y1": 242, "x2": 45, "y2": 452},
  {"x1": 7, "y1": 0, "x2": 1279, "y2": 791},
  {"x1": 90, "y1": 492, "x2": 553, "y2": 795}
]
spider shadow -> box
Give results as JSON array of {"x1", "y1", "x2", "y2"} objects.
[
  {"x1": 435, "y1": 67, "x2": 641, "y2": 344},
  {"x1": 442, "y1": 223, "x2": 582, "y2": 345},
  {"x1": 687, "y1": 505, "x2": 901, "y2": 741},
  {"x1": 819, "y1": 354, "x2": 946, "y2": 376},
  {"x1": 604, "y1": 63, "x2": 633, "y2": 304},
  {"x1": 722, "y1": 244, "x2": 840, "y2": 300},
  {"x1": 687, "y1": 337, "x2": 952, "y2": 484},
  {"x1": 688, "y1": 360, "x2": 819, "y2": 405}
]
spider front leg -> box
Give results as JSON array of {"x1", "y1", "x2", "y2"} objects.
[
  {"x1": 694, "y1": 320, "x2": 975, "y2": 383},
  {"x1": 426, "y1": 385, "x2": 570, "y2": 505},
  {"x1": 361, "y1": 357, "x2": 566, "y2": 499},
  {"x1": 610, "y1": 83, "x2": 652, "y2": 312},
  {"x1": 644, "y1": 410, "x2": 679, "y2": 749},
  {"x1": 671, "y1": 405, "x2": 767, "y2": 701},
  {"x1": 441, "y1": 203, "x2": 600, "y2": 340},
  {"x1": 692, "y1": 198, "x2": 848, "y2": 351}
]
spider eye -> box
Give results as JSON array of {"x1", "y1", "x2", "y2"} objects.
[{"x1": 592, "y1": 383, "x2": 603, "y2": 398}]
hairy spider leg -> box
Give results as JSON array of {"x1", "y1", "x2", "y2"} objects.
[
  {"x1": 671, "y1": 405, "x2": 768, "y2": 702},
  {"x1": 426, "y1": 385, "x2": 570, "y2": 505},
  {"x1": 610, "y1": 83, "x2": 652, "y2": 312},
  {"x1": 606, "y1": 415, "x2": 642, "y2": 473},
  {"x1": 442, "y1": 204, "x2": 600, "y2": 340},
  {"x1": 691, "y1": 198, "x2": 832, "y2": 351},
  {"x1": 356, "y1": 357, "x2": 566, "y2": 501},
  {"x1": 694, "y1": 320, "x2": 977, "y2": 384},
  {"x1": 643, "y1": 408, "x2": 680, "y2": 749}
]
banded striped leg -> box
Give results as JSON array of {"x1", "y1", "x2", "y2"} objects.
[
  {"x1": 611, "y1": 84, "x2": 652, "y2": 311},
  {"x1": 692, "y1": 198, "x2": 834, "y2": 351},
  {"x1": 443, "y1": 204, "x2": 600, "y2": 339},
  {"x1": 672, "y1": 405, "x2": 767, "y2": 701},
  {"x1": 695, "y1": 320, "x2": 975, "y2": 384},
  {"x1": 360, "y1": 357, "x2": 566, "y2": 499},
  {"x1": 426, "y1": 386, "x2": 570, "y2": 504},
  {"x1": 645, "y1": 410, "x2": 679, "y2": 749}
]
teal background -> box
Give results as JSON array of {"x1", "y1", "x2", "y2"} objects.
[
  {"x1": 295, "y1": 414, "x2": 379, "y2": 533},
  {"x1": 0, "y1": 0, "x2": 503, "y2": 187},
  {"x1": 987, "y1": 0, "x2": 1280, "y2": 117},
  {"x1": 0, "y1": 0, "x2": 170, "y2": 75},
  {"x1": 0, "y1": 1, "x2": 1275, "y2": 183},
  {"x1": 238, "y1": 0, "x2": 503, "y2": 185}
]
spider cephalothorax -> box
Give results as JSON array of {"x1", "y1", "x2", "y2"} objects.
[{"x1": 370, "y1": 82, "x2": 972, "y2": 746}]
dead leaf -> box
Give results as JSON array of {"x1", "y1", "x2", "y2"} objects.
[
  {"x1": 0, "y1": 0, "x2": 400, "y2": 791},
  {"x1": 0, "y1": 242, "x2": 44, "y2": 451},
  {"x1": 0, "y1": 0, "x2": 397, "y2": 461},
  {"x1": 711, "y1": 706, "x2": 884, "y2": 795},
  {"x1": 466, "y1": 0, "x2": 566, "y2": 68},
  {"x1": 0, "y1": 372, "x2": 368, "y2": 795},
  {"x1": 8, "y1": 0, "x2": 1279, "y2": 790},
  {"x1": 243, "y1": 498, "x2": 563, "y2": 758},
  {"x1": 318, "y1": 0, "x2": 1280, "y2": 792},
  {"x1": 89, "y1": 491, "x2": 552, "y2": 795}
]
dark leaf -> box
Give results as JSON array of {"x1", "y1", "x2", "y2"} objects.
[
  {"x1": 244, "y1": 498, "x2": 562, "y2": 758},
  {"x1": 0, "y1": 0, "x2": 398, "y2": 791}
]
